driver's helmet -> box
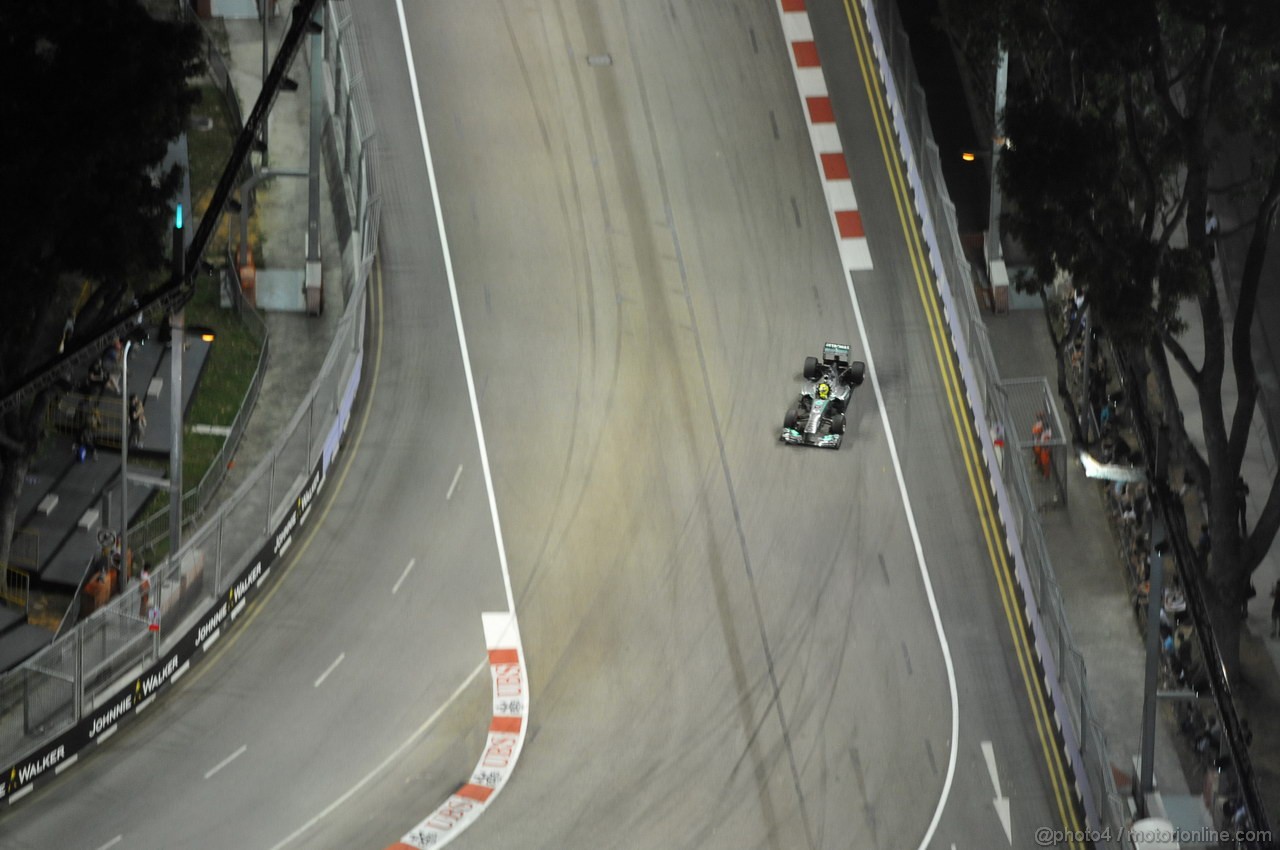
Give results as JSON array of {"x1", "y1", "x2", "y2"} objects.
[{"x1": 817, "y1": 382, "x2": 830, "y2": 400}]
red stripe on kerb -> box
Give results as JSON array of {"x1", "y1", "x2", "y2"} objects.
[
  {"x1": 806, "y1": 97, "x2": 835, "y2": 123},
  {"x1": 781, "y1": 0, "x2": 806, "y2": 11},
  {"x1": 387, "y1": 844, "x2": 420, "y2": 850},
  {"x1": 836, "y1": 211, "x2": 865, "y2": 238},
  {"x1": 490, "y1": 716, "x2": 522, "y2": 734},
  {"x1": 792, "y1": 41, "x2": 820, "y2": 67},
  {"x1": 821, "y1": 153, "x2": 850, "y2": 180},
  {"x1": 488, "y1": 648, "x2": 518, "y2": 665},
  {"x1": 457, "y1": 783, "x2": 495, "y2": 803}
]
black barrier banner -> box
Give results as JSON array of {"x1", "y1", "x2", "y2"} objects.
[{"x1": 2, "y1": 451, "x2": 333, "y2": 807}]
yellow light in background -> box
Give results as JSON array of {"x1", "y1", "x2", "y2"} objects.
[
  {"x1": 961, "y1": 151, "x2": 977, "y2": 162},
  {"x1": 201, "y1": 332, "x2": 215, "y2": 343}
]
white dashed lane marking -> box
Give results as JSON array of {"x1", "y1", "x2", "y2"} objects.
[
  {"x1": 314, "y1": 653, "x2": 346, "y2": 688},
  {"x1": 446, "y1": 464, "x2": 463, "y2": 500},
  {"x1": 392, "y1": 559, "x2": 415, "y2": 595},
  {"x1": 204, "y1": 745, "x2": 248, "y2": 780}
]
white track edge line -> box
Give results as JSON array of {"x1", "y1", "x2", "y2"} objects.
[
  {"x1": 395, "y1": 0, "x2": 515, "y2": 619},
  {"x1": 772, "y1": 3, "x2": 959, "y2": 848}
]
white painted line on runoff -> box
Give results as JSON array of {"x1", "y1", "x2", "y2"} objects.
[
  {"x1": 843, "y1": 213, "x2": 960, "y2": 850},
  {"x1": 392, "y1": 559, "x2": 416, "y2": 595},
  {"x1": 96, "y1": 724, "x2": 118, "y2": 744},
  {"x1": 54, "y1": 753, "x2": 79, "y2": 774},
  {"x1": 94, "y1": 836, "x2": 123, "y2": 850},
  {"x1": 314, "y1": 653, "x2": 346, "y2": 688},
  {"x1": 772, "y1": 3, "x2": 959, "y2": 848},
  {"x1": 395, "y1": 0, "x2": 516, "y2": 616},
  {"x1": 267, "y1": 660, "x2": 487, "y2": 850},
  {"x1": 7, "y1": 784, "x2": 32, "y2": 804},
  {"x1": 203, "y1": 744, "x2": 247, "y2": 780},
  {"x1": 846, "y1": 237, "x2": 960, "y2": 847},
  {"x1": 446, "y1": 464, "x2": 463, "y2": 501}
]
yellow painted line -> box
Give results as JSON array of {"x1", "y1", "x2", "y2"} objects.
[
  {"x1": 180, "y1": 256, "x2": 386, "y2": 689},
  {"x1": 840, "y1": 0, "x2": 1086, "y2": 842}
]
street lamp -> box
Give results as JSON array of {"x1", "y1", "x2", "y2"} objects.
[{"x1": 119, "y1": 339, "x2": 134, "y2": 589}]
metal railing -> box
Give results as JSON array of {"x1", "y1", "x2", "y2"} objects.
[
  {"x1": 859, "y1": 0, "x2": 1128, "y2": 841},
  {"x1": 0, "y1": 1, "x2": 378, "y2": 770},
  {"x1": 8, "y1": 531, "x2": 39, "y2": 573},
  {"x1": 0, "y1": 566, "x2": 29, "y2": 611},
  {"x1": 318, "y1": 1, "x2": 380, "y2": 295}
]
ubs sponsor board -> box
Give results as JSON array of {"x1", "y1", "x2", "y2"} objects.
[{"x1": 3, "y1": 457, "x2": 332, "y2": 807}]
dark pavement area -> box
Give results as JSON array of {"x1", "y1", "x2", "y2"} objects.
[{"x1": 0, "y1": 329, "x2": 211, "y2": 667}]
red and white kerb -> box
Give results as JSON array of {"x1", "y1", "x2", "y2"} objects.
[
  {"x1": 777, "y1": 0, "x2": 874, "y2": 271},
  {"x1": 388, "y1": 612, "x2": 528, "y2": 850}
]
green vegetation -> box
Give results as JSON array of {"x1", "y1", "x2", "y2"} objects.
[
  {"x1": 187, "y1": 82, "x2": 233, "y2": 206},
  {"x1": 182, "y1": 273, "x2": 263, "y2": 491}
]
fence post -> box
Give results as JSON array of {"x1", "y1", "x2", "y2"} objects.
[
  {"x1": 74, "y1": 629, "x2": 83, "y2": 723},
  {"x1": 214, "y1": 514, "x2": 224, "y2": 595}
]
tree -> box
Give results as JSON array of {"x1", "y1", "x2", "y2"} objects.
[
  {"x1": 0, "y1": 1, "x2": 202, "y2": 570},
  {"x1": 947, "y1": 0, "x2": 1280, "y2": 676}
]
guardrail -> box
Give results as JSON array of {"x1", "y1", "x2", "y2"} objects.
[
  {"x1": 0, "y1": 2, "x2": 378, "y2": 797},
  {"x1": 0, "y1": 566, "x2": 29, "y2": 611},
  {"x1": 858, "y1": 0, "x2": 1128, "y2": 842}
]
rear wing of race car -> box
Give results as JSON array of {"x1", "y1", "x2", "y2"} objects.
[{"x1": 823, "y1": 342, "x2": 852, "y2": 364}]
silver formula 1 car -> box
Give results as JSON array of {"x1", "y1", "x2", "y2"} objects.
[{"x1": 780, "y1": 343, "x2": 866, "y2": 449}]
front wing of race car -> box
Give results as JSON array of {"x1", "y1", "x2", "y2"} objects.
[{"x1": 780, "y1": 428, "x2": 842, "y2": 448}]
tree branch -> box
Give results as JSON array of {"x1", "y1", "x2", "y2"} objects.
[
  {"x1": 1227, "y1": 158, "x2": 1280, "y2": 471},
  {"x1": 1163, "y1": 331, "x2": 1202, "y2": 386},
  {"x1": 1124, "y1": 78, "x2": 1160, "y2": 242},
  {"x1": 1157, "y1": 189, "x2": 1191, "y2": 253},
  {"x1": 1244, "y1": 464, "x2": 1280, "y2": 575}
]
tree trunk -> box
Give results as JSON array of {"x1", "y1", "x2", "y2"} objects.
[{"x1": 1207, "y1": 529, "x2": 1246, "y2": 681}]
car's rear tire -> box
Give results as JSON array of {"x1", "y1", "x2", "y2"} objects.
[
  {"x1": 803, "y1": 356, "x2": 821, "y2": 381},
  {"x1": 830, "y1": 412, "x2": 846, "y2": 435},
  {"x1": 784, "y1": 407, "x2": 799, "y2": 430},
  {"x1": 845, "y1": 361, "x2": 866, "y2": 386}
]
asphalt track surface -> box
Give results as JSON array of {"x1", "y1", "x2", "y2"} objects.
[{"x1": 0, "y1": 2, "x2": 1083, "y2": 848}]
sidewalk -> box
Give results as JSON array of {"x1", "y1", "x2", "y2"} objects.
[
  {"x1": 984, "y1": 311, "x2": 1210, "y2": 821},
  {"x1": 200, "y1": 13, "x2": 344, "y2": 506}
]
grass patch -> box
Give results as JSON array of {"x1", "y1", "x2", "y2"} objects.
[
  {"x1": 188, "y1": 80, "x2": 264, "y2": 262},
  {"x1": 182, "y1": 274, "x2": 263, "y2": 493},
  {"x1": 187, "y1": 82, "x2": 234, "y2": 212}
]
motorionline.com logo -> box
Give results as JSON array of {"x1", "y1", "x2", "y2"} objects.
[
  {"x1": 1035, "y1": 826, "x2": 1273, "y2": 846},
  {"x1": 1133, "y1": 826, "x2": 1272, "y2": 845}
]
